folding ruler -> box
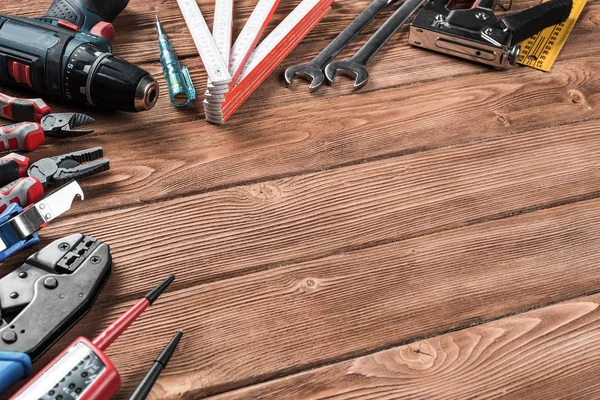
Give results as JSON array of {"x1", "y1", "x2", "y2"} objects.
[
  {"x1": 177, "y1": 0, "x2": 231, "y2": 86},
  {"x1": 176, "y1": 0, "x2": 334, "y2": 124},
  {"x1": 207, "y1": 0, "x2": 334, "y2": 123},
  {"x1": 205, "y1": 0, "x2": 281, "y2": 113},
  {"x1": 517, "y1": 0, "x2": 587, "y2": 71},
  {"x1": 206, "y1": 0, "x2": 334, "y2": 123},
  {"x1": 205, "y1": 0, "x2": 233, "y2": 99}
]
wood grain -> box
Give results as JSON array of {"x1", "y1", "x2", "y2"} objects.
[
  {"x1": 14, "y1": 55, "x2": 600, "y2": 213},
  {"x1": 14, "y1": 117, "x2": 598, "y2": 301},
  {"x1": 209, "y1": 293, "x2": 600, "y2": 400},
  {"x1": 18, "y1": 197, "x2": 600, "y2": 399},
  {"x1": 4, "y1": 0, "x2": 573, "y2": 64},
  {"x1": 0, "y1": 1, "x2": 598, "y2": 399}
]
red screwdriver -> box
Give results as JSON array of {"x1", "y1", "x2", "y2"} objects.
[{"x1": 11, "y1": 275, "x2": 176, "y2": 400}]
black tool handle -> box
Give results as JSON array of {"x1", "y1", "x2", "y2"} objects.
[
  {"x1": 44, "y1": 0, "x2": 130, "y2": 29},
  {"x1": 79, "y1": 0, "x2": 130, "y2": 22},
  {"x1": 0, "y1": 160, "x2": 22, "y2": 187},
  {"x1": 475, "y1": 0, "x2": 497, "y2": 10},
  {"x1": 503, "y1": 0, "x2": 573, "y2": 45}
]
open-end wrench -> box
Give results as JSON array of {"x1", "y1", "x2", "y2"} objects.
[
  {"x1": 285, "y1": 0, "x2": 395, "y2": 92},
  {"x1": 325, "y1": 0, "x2": 425, "y2": 90}
]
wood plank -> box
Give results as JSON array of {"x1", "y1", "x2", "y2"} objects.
[
  {"x1": 80, "y1": 1, "x2": 600, "y2": 133},
  {"x1": 209, "y1": 293, "x2": 600, "y2": 400},
  {"x1": 1, "y1": 2, "x2": 597, "y2": 135},
  {"x1": 17, "y1": 117, "x2": 600, "y2": 300},
  {"x1": 3, "y1": 0, "x2": 571, "y2": 64},
  {"x1": 16, "y1": 197, "x2": 600, "y2": 399},
  {"x1": 18, "y1": 55, "x2": 600, "y2": 213}
]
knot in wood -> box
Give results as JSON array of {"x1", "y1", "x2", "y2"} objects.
[
  {"x1": 591, "y1": 15, "x2": 600, "y2": 26},
  {"x1": 399, "y1": 342, "x2": 437, "y2": 370},
  {"x1": 248, "y1": 183, "x2": 282, "y2": 201},
  {"x1": 494, "y1": 112, "x2": 510, "y2": 126},
  {"x1": 299, "y1": 278, "x2": 321, "y2": 293},
  {"x1": 568, "y1": 89, "x2": 586, "y2": 105}
]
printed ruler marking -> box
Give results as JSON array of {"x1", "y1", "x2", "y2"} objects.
[
  {"x1": 517, "y1": 0, "x2": 587, "y2": 71},
  {"x1": 177, "y1": 0, "x2": 232, "y2": 84}
]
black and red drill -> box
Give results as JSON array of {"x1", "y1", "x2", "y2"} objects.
[{"x1": 0, "y1": 0, "x2": 159, "y2": 112}]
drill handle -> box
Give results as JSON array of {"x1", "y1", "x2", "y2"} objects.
[
  {"x1": 503, "y1": 0, "x2": 573, "y2": 45},
  {"x1": 44, "y1": 0, "x2": 130, "y2": 37}
]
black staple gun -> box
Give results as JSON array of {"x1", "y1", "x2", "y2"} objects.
[{"x1": 408, "y1": 0, "x2": 573, "y2": 68}]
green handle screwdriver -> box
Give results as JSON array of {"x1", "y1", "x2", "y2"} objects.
[{"x1": 156, "y1": 16, "x2": 196, "y2": 107}]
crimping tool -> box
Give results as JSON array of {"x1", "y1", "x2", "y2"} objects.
[
  {"x1": 0, "y1": 181, "x2": 83, "y2": 262},
  {"x1": 0, "y1": 233, "x2": 112, "y2": 395},
  {"x1": 0, "y1": 148, "x2": 108, "y2": 209},
  {"x1": 408, "y1": 0, "x2": 573, "y2": 68}
]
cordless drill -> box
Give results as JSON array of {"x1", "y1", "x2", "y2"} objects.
[{"x1": 0, "y1": 0, "x2": 159, "y2": 112}]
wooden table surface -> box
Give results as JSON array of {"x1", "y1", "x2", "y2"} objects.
[{"x1": 2, "y1": 0, "x2": 599, "y2": 398}]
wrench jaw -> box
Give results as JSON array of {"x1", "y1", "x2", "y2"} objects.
[
  {"x1": 284, "y1": 64, "x2": 327, "y2": 93},
  {"x1": 325, "y1": 61, "x2": 369, "y2": 91}
]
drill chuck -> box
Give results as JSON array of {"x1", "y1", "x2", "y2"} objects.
[
  {"x1": 64, "y1": 44, "x2": 158, "y2": 112},
  {"x1": 135, "y1": 75, "x2": 160, "y2": 111}
]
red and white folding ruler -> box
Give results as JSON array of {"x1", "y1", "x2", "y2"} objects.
[
  {"x1": 206, "y1": 2, "x2": 331, "y2": 123},
  {"x1": 205, "y1": 0, "x2": 233, "y2": 100},
  {"x1": 205, "y1": 0, "x2": 280, "y2": 111},
  {"x1": 177, "y1": 0, "x2": 232, "y2": 86},
  {"x1": 207, "y1": 0, "x2": 333, "y2": 124},
  {"x1": 177, "y1": 0, "x2": 333, "y2": 124}
]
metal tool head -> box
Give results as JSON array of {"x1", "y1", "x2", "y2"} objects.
[
  {"x1": 28, "y1": 147, "x2": 110, "y2": 188},
  {"x1": 0, "y1": 234, "x2": 111, "y2": 361},
  {"x1": 40, "y1": 113, "x2": 96, "y2": 138},
  {"x1": 325, "y1": 61, "x2": 370, "y2": 90},
  {"x1": 284, "y1": 64, "x2": 327, "y2": 92},
  {"x1": 7, "y1": 181, "x2": 83, "y2": 240},
  {"x1": 34, "y1": 180, "x2": 84, "y2": 222},
  {"x1": 156, "y1": 15, "x2": 166, "y2": 36}
]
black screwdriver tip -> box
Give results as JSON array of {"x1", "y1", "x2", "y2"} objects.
[
  {"x1": 156, "y1": 330, "x2": 184, "y2": 366},
  {"x1": 145, "y1": 274, "x2": 175, "y2": 305},
  {"x1": 128, "y1": 328, "x2": 183, "y2": 400}
]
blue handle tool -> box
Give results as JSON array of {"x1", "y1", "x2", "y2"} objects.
[
  {"x1": 0, "y1": 203, "x2": 40, "y2": 262},
  {"x1": 0, "y1": 352, "x2": 32, "y2": 394}
]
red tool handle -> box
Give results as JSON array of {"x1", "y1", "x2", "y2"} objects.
[
  {"x1": 0, "y1": 123, "x2": 46, "y2": 152},
  {"x1": 0, "y1": 153, "x2": 31, "y2": 187},
  {"x1": 0, "y1": 93, "x2": 52, "y2": 123},
  {"x1": 0, "y1": 177, "x2": 45, "y2": 213}
]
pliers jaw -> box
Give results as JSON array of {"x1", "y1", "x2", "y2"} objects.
[
  {"x1": 40, "y1": 113, "x2": 96, "y2": 138},
  {"x1": 28, "y1": 147, "x2": 110, "y2": 188}
]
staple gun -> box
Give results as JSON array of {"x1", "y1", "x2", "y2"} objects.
[{"x1": 408, "y1": 0, "x2": 573, "y2": 68}]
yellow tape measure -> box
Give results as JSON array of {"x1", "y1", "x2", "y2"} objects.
[{"x1": 517, "y1": 0, "x2": 587, "y2": 71}]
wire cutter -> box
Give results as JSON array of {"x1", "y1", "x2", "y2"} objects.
[
  {"x1": 0, "y1": 92, "x2": 95, "y2": 152},
  {"x1": 0, "y1": 148, "x2": 109, "y2": 211}
]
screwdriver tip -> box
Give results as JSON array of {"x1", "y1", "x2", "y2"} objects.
[
  {"x1": 145, "y1": 274, "x2": 175, "y2": 305},
  {"x1": 155, "y1": 15, "x2": 165, "y2": 36}
]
